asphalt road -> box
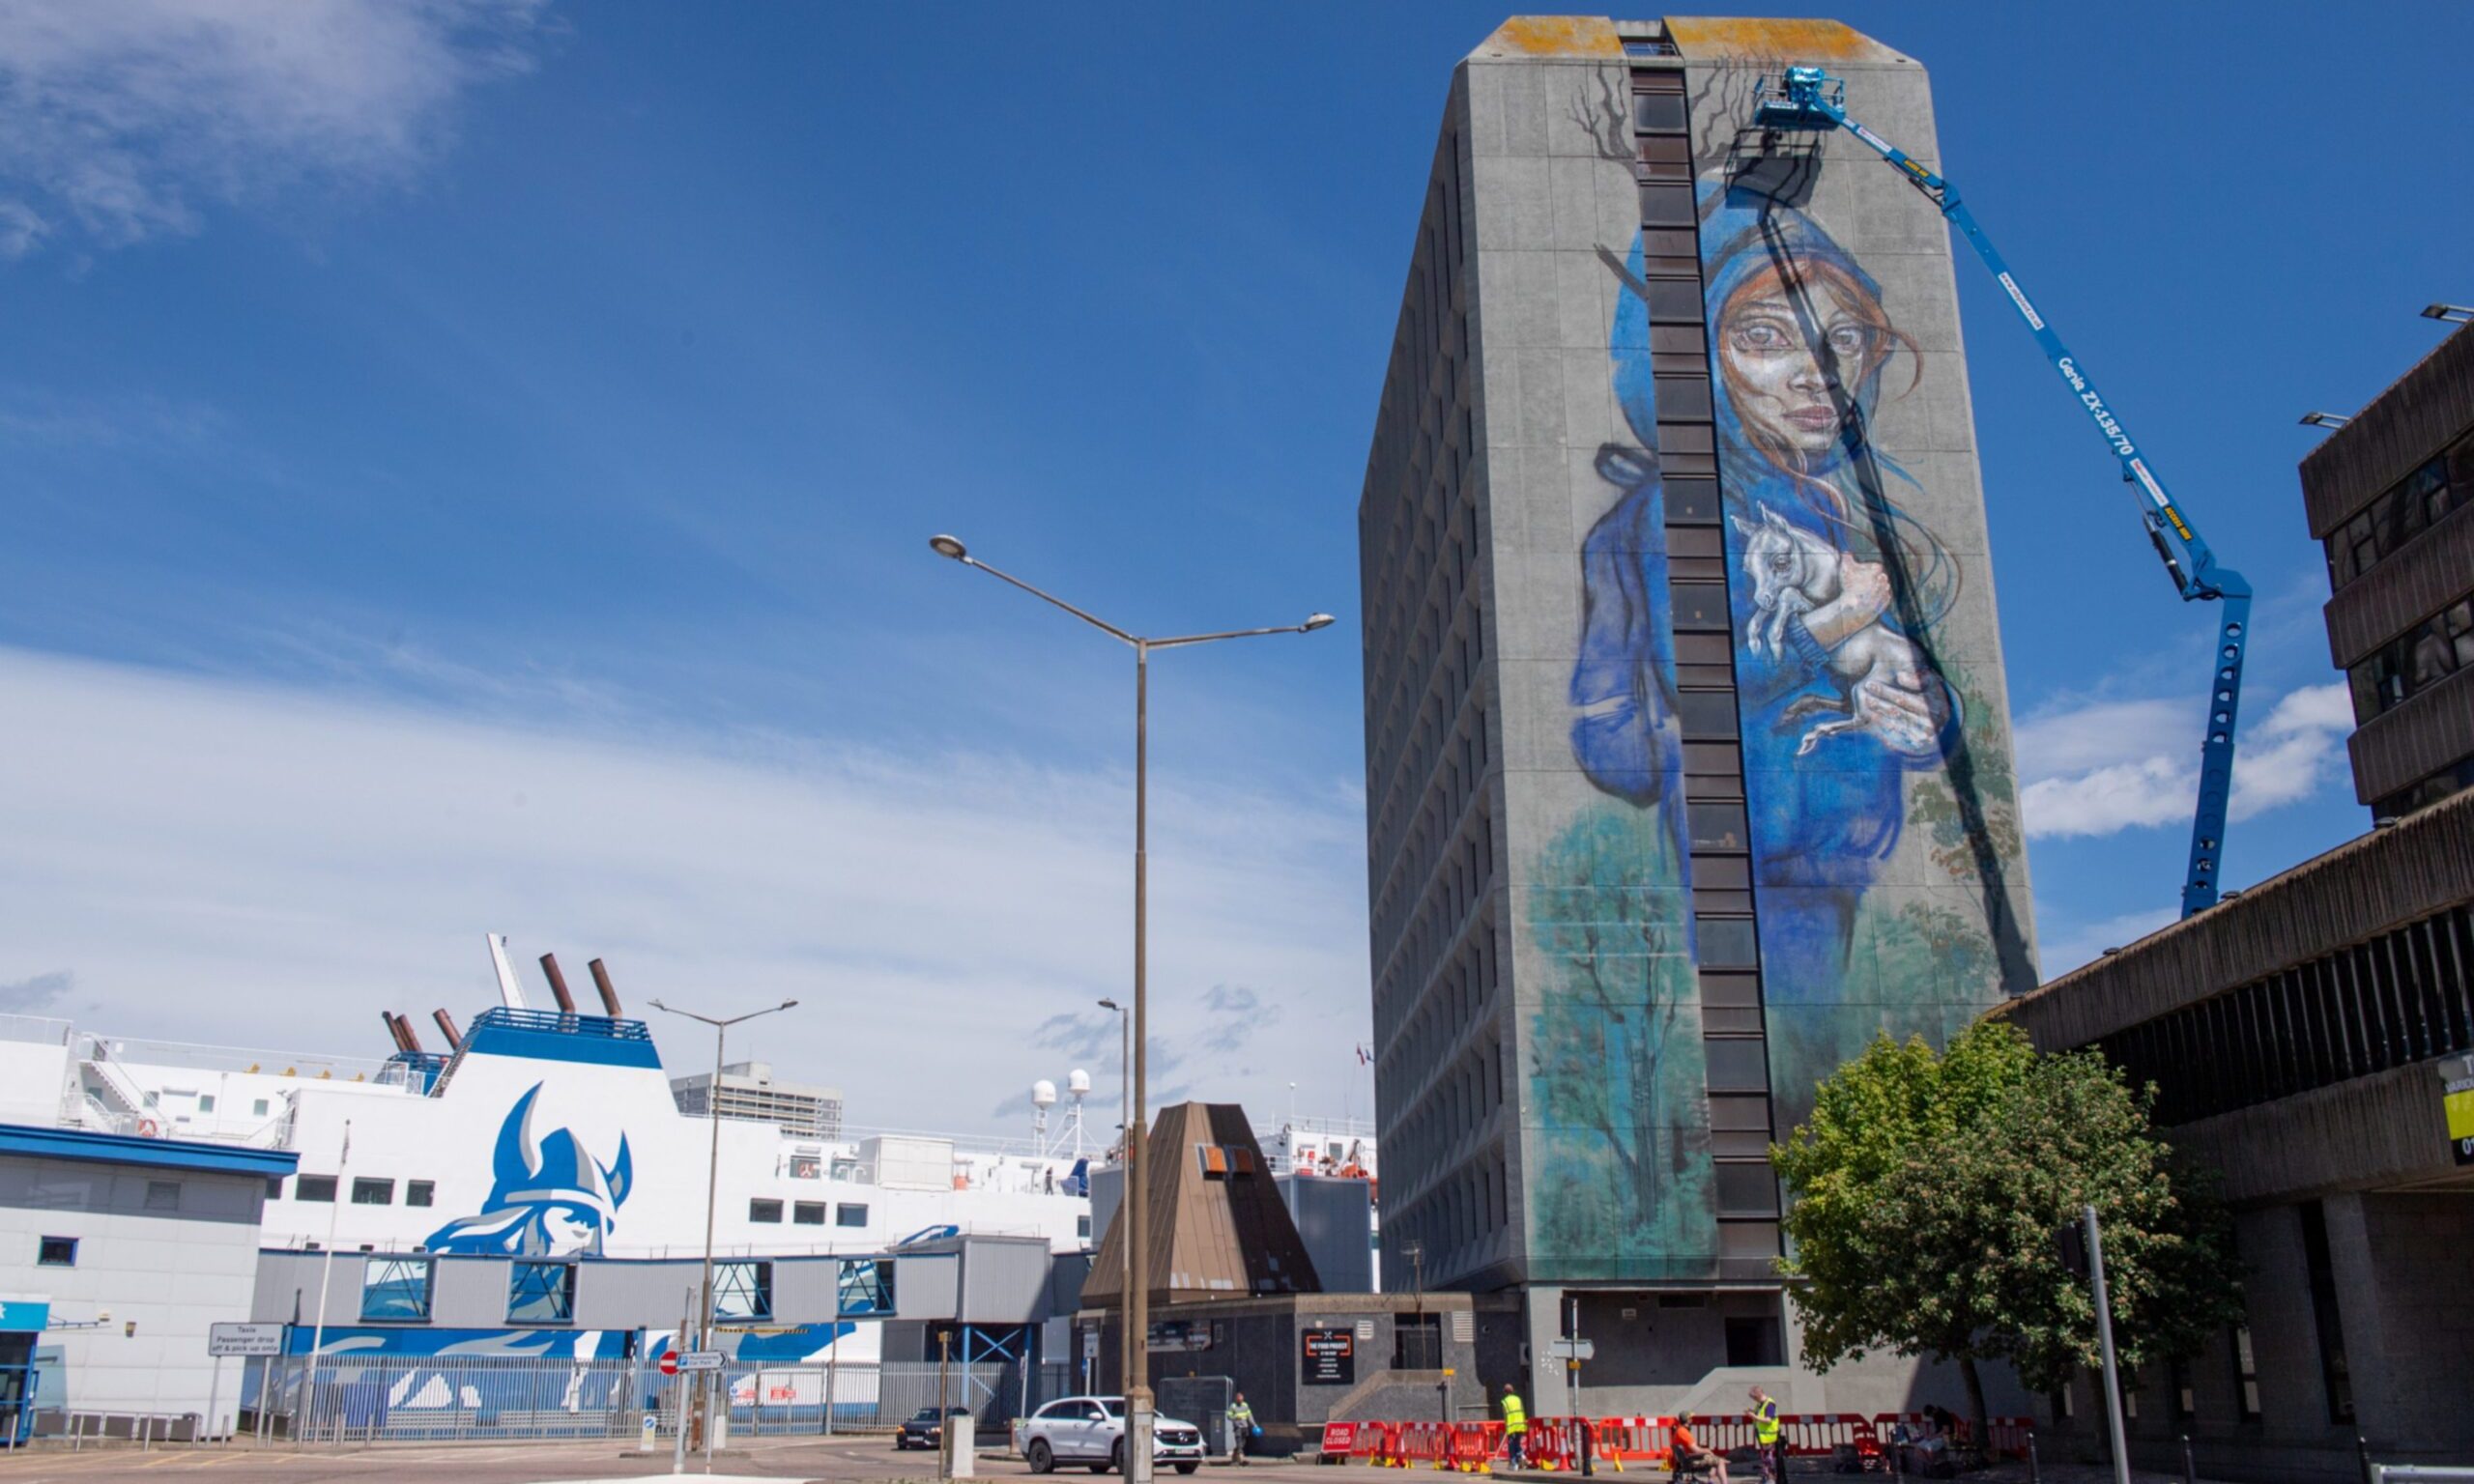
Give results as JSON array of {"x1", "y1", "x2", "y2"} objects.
[
  {"x1": 0, "y1": 1438, "x2": 2241, "y2": 1484},
  {"x1": 0, "y1": 1438, "x2": 1306, "y2": 1484}
]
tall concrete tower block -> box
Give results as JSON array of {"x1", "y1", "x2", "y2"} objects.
[{"x1": 1356, "y1": 16, "x2": 2039, "y2": 1407}]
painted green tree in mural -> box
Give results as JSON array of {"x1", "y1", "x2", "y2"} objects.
[
  {"x1": 1527, "y1": 807, "x2": 1713, "y2": 1272},
  {"x1": 1771, "y1": 1021, "x2": 2243, "y2": 1445}
]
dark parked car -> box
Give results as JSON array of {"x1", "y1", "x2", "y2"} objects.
[{"x1": 897, "y1": 1406, "x2": 974, "y2": 1450}]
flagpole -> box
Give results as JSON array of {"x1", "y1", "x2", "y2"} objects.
[{"x1": 309, "y1": 1121, "x2": 350, "y2": 1359}]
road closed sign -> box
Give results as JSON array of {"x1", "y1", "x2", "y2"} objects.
[{"x1": 1301, "y1": 1327, "x2": 1355, "y2": 1386}]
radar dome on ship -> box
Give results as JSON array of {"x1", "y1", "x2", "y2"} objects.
[
  {"x1": 1031, "y1": 1079, "x2": 1058, "y2": 1107},
  {"x1": 1067, "y1": 1069, "x2": 1092, "y2": 1096}
]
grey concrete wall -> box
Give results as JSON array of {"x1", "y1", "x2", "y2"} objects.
[
  {"x1": 2000, "y1": 787, "x2": 2474, "y2": 1052},
  {"x1": 2302, "y1": 321, "x2": 2474, "y2": 539},
  {"x1": 1, "y1": 1156, "x2": 273, "y2": 1428}
]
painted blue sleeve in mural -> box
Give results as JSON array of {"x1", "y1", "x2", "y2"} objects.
[
  {"x1": 1571, "y1": 238, "x2": 1683, "y2": 813},
  {"x1": 425, "y1": 1083, "x2": 635, "y2": 1256}
]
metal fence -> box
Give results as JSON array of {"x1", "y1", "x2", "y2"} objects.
[{"x1": 244, "y1": 1355, "x2": 1079, "y2": 1446}]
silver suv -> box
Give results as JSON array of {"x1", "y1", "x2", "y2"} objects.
[{"x1": 1015, "y1": 1395, "x2": 1205, "y2": 1475}]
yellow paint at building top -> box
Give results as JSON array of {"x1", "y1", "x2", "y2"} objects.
[
  {"x1": 1468, "y1": 16, "x2": 1913, "y2": 66},
  {"x1": 1666, "y1": 16, "x2": 1909, "y2": 64},
  {"x1": 1473, "y1": 16, "x2": 1623, "y2": 58}
]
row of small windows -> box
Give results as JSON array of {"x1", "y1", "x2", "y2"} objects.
[
  {"x1": 355, "y1": 1256, "x2": 781, "y2": 1326},
  {"x1": 345, "y1": 1255, "x2": 904, "y2": 1327},
  {"x1": 281, "y1": 1175, "x2": 434, "y2": 1207},
  {"x1": 2347, "y1": 595, "x2": 2474, "y2": 724},
  {"x1": 2373, "y1": 756, "x2": 2474, "y2": 824},
  {"x1": 2323, "y1": 426, "x2": 2474, "y2": 590},
  {"x1": 1368, "y1": 499, "x2": 1485, "y2": 914},
  {"x1": 2094, "y1": 902, "x2": 2474, "y2": 1126},
  {"x1": 1636, "y1": 62, "x2": 1780, "y2": 1267},
  {"x1": 748, "y1": 1199, "x2": 868, "y2": 1227}
]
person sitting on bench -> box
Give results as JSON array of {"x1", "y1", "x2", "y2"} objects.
[{"x1": 1672, "y1": 1421, "x2": 1728, "y2": 1484}]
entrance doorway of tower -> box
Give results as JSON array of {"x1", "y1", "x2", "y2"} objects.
[{"x1": 0, "y1": 1300, "x2": 46, "y2": 1448}]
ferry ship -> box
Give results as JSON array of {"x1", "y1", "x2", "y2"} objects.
[{"x1": 1, "y1": 936, "x2": 1374, "y2": 1373}]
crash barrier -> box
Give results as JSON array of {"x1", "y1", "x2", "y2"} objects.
[
  {"x1": 1332, "y1": 1411, "x2": 2035, "y2": 1470},
  {"x1": 1452, "y1": 1421, "x2": 1506, "y2": 1471}
]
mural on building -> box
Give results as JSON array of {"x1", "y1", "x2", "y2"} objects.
[
  {"x1": 1530, "y1": 93, "x2": 2032, "y2": 1275},
  {"x1": 1694, "y1": 174, "x2": 2031, "y2": 1117},
  {"x1": 1523, "y1": 239, "x2": 1719, "y2": 1279},
  {"x1": 426, "y1": 1082, "x2": 636, "y2": 1256}
]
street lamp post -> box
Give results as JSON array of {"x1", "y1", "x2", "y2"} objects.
[
  {"x1": 932, "y1": 533, "x2": 1330, "y2": 1484},
  {"x1": 648, "y1": 995, "x2": 799, "y2": 1461},
  {"x1": 1096, "y1": 995, "x2": 1131, "y2": 1394}
]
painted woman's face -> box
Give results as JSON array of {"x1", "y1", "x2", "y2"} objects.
[{"x1": 1719, "y1": 273, "x2": 1883, "y2": 457}]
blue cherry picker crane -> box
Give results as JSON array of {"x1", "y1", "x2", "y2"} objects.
[{"x1": 1751, "y1": 66, "x2": 2252, "y2": 919}]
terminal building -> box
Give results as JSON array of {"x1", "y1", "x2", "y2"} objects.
[
  {"x1": 1355, "y1": 15, "x2": 2038, "y2": 1415},
  {"x1": 2001, "y1": 316, "x2": 2474, "y2": 1478}
]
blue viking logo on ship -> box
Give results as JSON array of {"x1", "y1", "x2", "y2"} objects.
[{"x1": 425, "y1": 1083, "x2": 634, "y2": 1255}]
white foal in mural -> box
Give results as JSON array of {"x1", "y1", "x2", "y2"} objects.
[{"x1": 1732, "y1": 503, "x2": 1949, "y2": 758}]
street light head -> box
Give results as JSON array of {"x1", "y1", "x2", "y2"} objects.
[
  {"x1": 1303, "y1": 613, "x2": 1337, "y2": 632},
  {"x1": 2422, "y1": 303, "x2": 2474, "y2": 325},
  {"x1": 1097, "y1": 997, "x2": 1120, "y2": 1011},
  {"x1": 779, "y1": 999, "x2": 799, "y2": 1011},
  {"x1": 928, "y1": 533, "x2": 969, "y2": 561},
  {"x1": 647, "y1": 998, "x2": 669, "y2": 1012},
  {"x1": 2299, "y1": 412, "x2": 2353, "y2": 429}
]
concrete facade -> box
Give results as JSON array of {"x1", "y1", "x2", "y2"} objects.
[
  {"x1": 2303, "y1": 318, "x2": 2474, "y2": 816},
  {"x1": 1357, "y1": 14, "x2": 2036, "y2": 1418},
  {"x1": 0, "y1": 1124, "x2": 295, "y2": 1439},
  {"x1": 1076, "y1": 1292, "x2": 1506, "y2": 1455},
  {"x1": 2001, "y1": 312, "x2": 2474, "y2": 1472},
  {"x1": 2000, "y1": 793, "x2": 2474, "y2": 1474}
]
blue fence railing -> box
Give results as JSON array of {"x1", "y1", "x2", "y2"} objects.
[{"x1": 465, "y1": 1009, "x2": 650, "y2": 1042}]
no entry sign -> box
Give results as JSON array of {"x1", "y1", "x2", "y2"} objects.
[{"x1": 658, "y1": 1349, "x2": 680, "y2": 1376}]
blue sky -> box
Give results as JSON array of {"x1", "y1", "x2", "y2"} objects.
[{"x1": 2, "y1": 2, "x2": 2468, "y2": 1135}]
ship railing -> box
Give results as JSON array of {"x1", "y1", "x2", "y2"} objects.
[
  {"x1": 74, "y1": 1031, "x2": 395, "y2": 1084},
  {"x1": 466, "y1": 1007, "x2": 650, "y2": 1042},
  {"x1": 0, "y1": 1013, "x2": 72, "y2": 1047}
]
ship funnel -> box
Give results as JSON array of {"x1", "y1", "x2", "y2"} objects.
[
  {"x1": 587, "y1": 957, "x2": 623, "y2": 1017},
  {"x1": 396, "y1": 1013, "x2": 425, "y2": 1055},
  {"x1": 380, "y1": 1012, "x2": 414, "y2": 1054},
  {"x1": 432, "y1": 1009, "x2": 464, "y2": 1051},
  {"x1": 538, "y1": 953, "x2": 578, "y2": 1013}
]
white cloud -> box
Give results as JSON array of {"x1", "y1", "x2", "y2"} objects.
[
  {"x1": 2033, "y1": 906, "x2": 2178, "y2": 980},
  {"x1": 0, "y1": 646, "x2": 1372, "y2": 1136},
  {"x1": 2016, "y1": 682, "x2": 2352, "y2": 841},
  {"x1": 0, "y1": 0, "x2": 548, "y2": 253}
]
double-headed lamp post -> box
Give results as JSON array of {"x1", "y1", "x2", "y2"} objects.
[
  {"x1": 648, "y1": 995, "x2": 799, "y2": 1456},
  {"x1": 932, "y1": 533, "x2": 1330, "y2": 1484}
]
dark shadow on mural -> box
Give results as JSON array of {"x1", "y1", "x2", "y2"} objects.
[{"x1": 1563, "y1": 176, "x2": 2034, "y2": 1141}]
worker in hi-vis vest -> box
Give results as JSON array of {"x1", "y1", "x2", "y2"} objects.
[
  {"x1": 1499, "y1": 1384, "x2": 1528, "y2": 1468},
  {"x1": 1226, "y1": 1391, "x2": 1255, "y2": 1466},
  {"x1": 1747, "y1": 1386, "x2": 1783, "y2": 1482}
]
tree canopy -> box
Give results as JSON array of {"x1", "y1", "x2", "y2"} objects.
[{"x1": 1769, "y1": 1019, "x2": 2244, "y2": 1440}]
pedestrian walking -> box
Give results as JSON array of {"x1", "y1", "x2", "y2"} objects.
[
  {"x1": 1747, "y1": 1386, "x2": 1783, "y2": 1482},
  {"x1": 1499, "y1": 1384, "x2": 1528, "y2": 1469},
  {"x1": 1226, "y1": 1391, "x2": 1255, "y2": 1466}
]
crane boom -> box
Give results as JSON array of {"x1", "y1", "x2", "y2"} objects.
[{"x1": 1752, "y1": 66, "x2": 2251, "y2": 919}]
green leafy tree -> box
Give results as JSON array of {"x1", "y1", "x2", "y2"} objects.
[{"x1": 1770, "y1": 1020, "x2": 2243, "y2": 1442}]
